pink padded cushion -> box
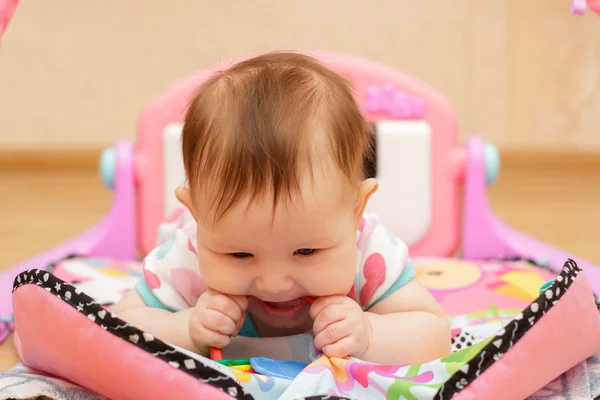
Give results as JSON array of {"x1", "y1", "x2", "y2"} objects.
[
  {"x1": 12, "y1": 280, "x2": 244, "y2": 400},
  {"x1": 436, "y1": 260, "x2": 600, "y2": 399},
  {"x1": 10, "y1": 259, "x2": 600, "y2": 400}
]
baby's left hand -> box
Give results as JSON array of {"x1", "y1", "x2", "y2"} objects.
[{"x1": 310, "y1": 296, "x2": 371, "y2": 359}]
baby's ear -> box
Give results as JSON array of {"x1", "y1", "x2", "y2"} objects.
[
  {"x1": 175, "y1": 187, "x2": 198, "y2": 221},
  {"x1": 354, "y1": 178, "x2": 378, "y2": 226}
]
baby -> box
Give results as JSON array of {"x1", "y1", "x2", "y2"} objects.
[{"x1": 113, "y1": 52, "x2": 450, "y2": 365}]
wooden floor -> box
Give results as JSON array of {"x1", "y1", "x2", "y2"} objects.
[{"x1": 0, "y1": 158, "x2": 599, "y2": 371}]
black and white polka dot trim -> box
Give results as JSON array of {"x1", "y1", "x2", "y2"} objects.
[
  {"x1": 12, "y1": 269, "x2": 355, "y2": 400},
  {"x1": 433, "y1": 259, "x2": 582, "y2": 400},
  {"x1": 14, "y1": 258, "x2": 581, "y2": 400}
]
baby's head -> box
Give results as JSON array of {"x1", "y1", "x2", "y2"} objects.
[{"x1": 176, "y1": 52, "x2": 377, "y2": 326}]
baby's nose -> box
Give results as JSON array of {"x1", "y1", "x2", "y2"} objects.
[{"x1": 255, "y1": 273, "x2": 294, "y2": 293}]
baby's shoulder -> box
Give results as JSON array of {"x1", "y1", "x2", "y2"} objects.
[{"x1": 353, "y1": 212, "x2": 413, "y2": 309}]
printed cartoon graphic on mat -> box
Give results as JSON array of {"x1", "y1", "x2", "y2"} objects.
[
  {"x1": 413, "y1": 258, "x2": 555, "y2": 316},
  {"x1": 486, "y1": 264, "x2": 548, "y2": 302}
]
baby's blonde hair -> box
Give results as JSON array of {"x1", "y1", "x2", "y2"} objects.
[{"x1": 182, "y1": 51, "x2": 374, "y2": 221}]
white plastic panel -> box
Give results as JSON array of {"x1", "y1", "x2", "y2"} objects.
[
  {"x1": 162, "y1": 121, "x2": 432, "y2": 245},
  {"x1": 163, "y1": 123, "x2": 186, "y2": 218},
  {"x1": 365, "y1": 120, "x2": 432, "y2": 245}
]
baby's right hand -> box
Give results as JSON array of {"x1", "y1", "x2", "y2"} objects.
[{"x1": 189, "y1": 289, "x2": 248, "y2": 355}]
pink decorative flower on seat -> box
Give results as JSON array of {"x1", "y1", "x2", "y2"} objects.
[
  {"x1": 571, "y1": 0, "x2": 600, "y2": 15},
  {"x1": 0, "y1": 0, "x2": 19, "y2": 38}
]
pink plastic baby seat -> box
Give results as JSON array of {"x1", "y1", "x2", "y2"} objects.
[{"x1": 8, "y1": 51, "x2": 600, "y2": 400}]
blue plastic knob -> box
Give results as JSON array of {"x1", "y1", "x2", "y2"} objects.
[
  {"x1": 484, "y1": 143, "x2": 500, "y2": 186},
  {"x1": 99, "y1": 147, "x2": 116, "y2": 190}
]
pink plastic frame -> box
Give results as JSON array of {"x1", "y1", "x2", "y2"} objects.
[
  {"x1": 135, "y1": 52, "x2": 464, "y2": 258},
  {"x1": 2, "y1": 52, "x2": 600, "y2": 329},
  {"x1": 0, "y1": 141, "x2": 137, "y2": 319},
  {"x1": 462, "y1": 136, "x2": 600, "y2": 294}
]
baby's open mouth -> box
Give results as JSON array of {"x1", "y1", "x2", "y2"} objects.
[{"x1": 257, "y1": 298, "x2": 309, "y2": 317}]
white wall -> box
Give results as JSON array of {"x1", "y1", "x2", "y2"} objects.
[
  {"x1": 0, "y1": 0, "x2": 508, "y2": 150},
  {"x1": 1, "y1": 1, "x2": 598, "y2": 151}
]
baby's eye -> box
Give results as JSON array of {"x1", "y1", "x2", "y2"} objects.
[
  {"x1": 294, "y1": 248, "x2": 317, "y2": 256},
  {"x1": 230, "y1": 252, "x2": 254, "y2": 259}
]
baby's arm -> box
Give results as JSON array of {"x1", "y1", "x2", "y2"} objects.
[
  {"x1": 111, "y1": 290, "x2": 197, "y2": 352},
  {"x1": 311, "y1": 280, "x2": 450, "y2": 365},
  {"x1": 361, "y1": 279, "x2": 451, "y2": 364}
]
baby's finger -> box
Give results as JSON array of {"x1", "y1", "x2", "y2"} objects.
[
  {"x1": 313, "y1": 320, "x2": 351, "y2": 351},
  {"x1": 322, "y1": 336, "x2": 356, "y2": 359},
  {"x1": 200, "y1": 309, "x2": 237, "y2": 335},
  {"x1": 312, "y1": 305, "x2": 347, "y2": 336},
  {"x1": 206, "y1": 294, "x2": 243, "y2": 322},
  {"x1": 233, "y1": 312, "x2": 247, "y2": 335},
  {"x1": 229, "y1": 295, "x2": 249, "y2": 312},
  {"x1": 309, "y1": 295, "x2": 346, "y2": 320},
  {"x1": 191, "y1": 324, "x2": 231, "y2": 349}
]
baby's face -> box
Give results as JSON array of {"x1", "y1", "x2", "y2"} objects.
[{"x1": 192, "y1": 168, "x2": 360, "y2": 329}]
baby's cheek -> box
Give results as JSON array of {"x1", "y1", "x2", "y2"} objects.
[
  {"x1": 333, "y1": 268, "x2": 356, "y2": 296},
  {"x1": 311, "y1": 253, "x2": 355, "y2": 296},
  {"x1": 197, "y1": 254, "x2": 249, "y2": 295}
]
